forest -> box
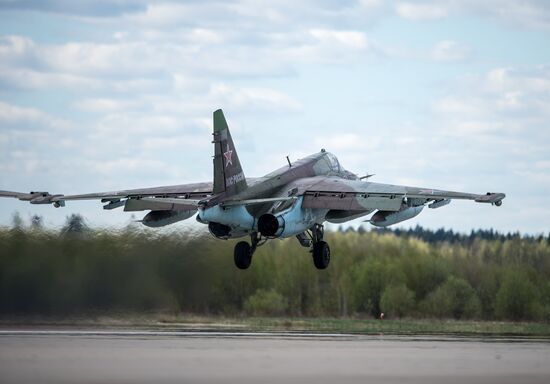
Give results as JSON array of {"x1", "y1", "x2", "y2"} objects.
[{"x1": 1, "y1": 214, "x2": 549, "y2": 322}]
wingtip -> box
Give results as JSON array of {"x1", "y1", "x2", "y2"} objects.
[{"x1": 475, "y1": 192, "x2": 506, "y2": 204}]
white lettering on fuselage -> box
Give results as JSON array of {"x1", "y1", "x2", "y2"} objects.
[{"x1": 226, "y1": 171, "x2": 245, "y2": 187}]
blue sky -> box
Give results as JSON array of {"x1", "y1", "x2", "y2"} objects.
[{"x1": 0, "y1": 0, "x2": 549, "y2": 234}]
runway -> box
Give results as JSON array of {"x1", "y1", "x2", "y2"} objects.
[{"x1": 1, "y1": 329, "x2": 549, "y2": 384}]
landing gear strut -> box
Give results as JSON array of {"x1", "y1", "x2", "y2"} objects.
[
  {"x1": 310, "y1": 224, "x2": 330, "y2": 270},
  {"x1": 233, "y1": 232, "x2": 264, "y2": 269}
]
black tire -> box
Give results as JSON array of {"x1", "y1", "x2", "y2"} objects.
[
  {"x1": 234, "y1": 241, "x2": 252, "y2": 269},
  {"x1": 312, "y1": 241, "x2": 330, "y2": 269}
]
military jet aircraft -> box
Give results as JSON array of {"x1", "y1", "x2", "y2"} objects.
[{"x1": 0, "y1": 109, "x2": 505, "y2": 269}]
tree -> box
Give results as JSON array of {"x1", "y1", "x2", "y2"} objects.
[
  {"x1": 244, "y1": 289, "x2": 287, "y2": 316},
  {"x1": 422, "y1": 276, "x2": 481, "y2": 319},
  {"x1": 380, "y1": 284, "x2": 415, "y2": 318},
  {"x1": 11, "y1": 212, "x2": 24, "y2": 230},
  {"x1": 62, "y1": 214, "x2": 88, "y2": 235},
  {"x1": 495, "y1": 270, "x2": 540, "y2": 321},
  {"x1": 352, "y1": 259, "x2": 386, "y2": 317},
  {"x1": 30, "y1": 215, "x2": 43, "y2": 230}
]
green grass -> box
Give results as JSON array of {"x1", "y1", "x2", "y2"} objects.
[
  {"x1": 237, "y1": 317, "x2": 550, "y2": 337},
  {"x1": 2, "y1": 315, "x2": 550, "y2": 337}
]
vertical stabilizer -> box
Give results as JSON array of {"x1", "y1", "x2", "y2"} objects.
[{"x1": 212, "y1": 109, "x2": 247, "y2": 196}]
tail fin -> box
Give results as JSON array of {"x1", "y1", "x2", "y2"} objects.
[{"x1": 212, "y1": 109, "x2": 247, "y2": 196}]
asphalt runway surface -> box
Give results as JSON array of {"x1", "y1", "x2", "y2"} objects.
[{"x1": 1, "y1": 329, "x2": 550, "y2": 384}]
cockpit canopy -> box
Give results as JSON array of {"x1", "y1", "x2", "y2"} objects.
[
  {"x1": 321, "y1": 151, "x2": 357, "y2": 180},
  {"x1": 325, "y1": 152, "x2": 340, "y2": 173}
]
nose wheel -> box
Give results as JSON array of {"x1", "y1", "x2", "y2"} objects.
[
  {"x1": 310, "y1": 224, "x2": 330, "y2": 269},
  {"x1": 312, "y1": 240, "x2": 330, "y2": 269}
]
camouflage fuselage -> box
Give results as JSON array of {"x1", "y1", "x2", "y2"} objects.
[{"x1": 199, "y1": 151, "x2": 360, "y2": 238}]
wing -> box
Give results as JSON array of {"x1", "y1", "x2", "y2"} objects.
[
  {"x1": 299, "y1": 177, "x2": 505, "y2": 211},
  {"x1": 0, "y1": 182, "x2": 212, "y2": 211}
]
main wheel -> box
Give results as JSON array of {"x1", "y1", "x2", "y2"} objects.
[
  {"x1": 312, "y1": 241, "x2": 330, "y2": 269},
  {"x1": 234, "y1": 241, "x2": 252, "y2": 269}
]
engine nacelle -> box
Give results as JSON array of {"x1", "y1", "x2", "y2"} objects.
[
  {"x1": 208, "y1": 221, "x2": 232, "y2": 239},
  {"x1": 141, "y1": 210, "x2": 194, "y2": 228},
  {"x1": 370, "y1": 205, "x2": 424, "y2": 227},
  {"x1": 257, "y1": 214, "x2": 285, "y2": 237},
  {"x1": 257, "y1": 197, "x2": 321, "y2": 238},
  {"x1": 198, "y1": 204, "x2": 255, "y2": 233}
]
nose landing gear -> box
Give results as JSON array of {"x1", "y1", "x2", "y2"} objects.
[
  {"x1": 310, "y1": 224, "x2": 330, "y2": 270},
  {"x1": 312, "y1": 240, "x2": 330, "y2": 269},
  {"x1": 295, "y1": 224, "x2": 331, "y2": 269}
]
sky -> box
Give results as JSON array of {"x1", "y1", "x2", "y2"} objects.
[{"x1": 0, "y1": 0, "x2": 549, "y2": 234}]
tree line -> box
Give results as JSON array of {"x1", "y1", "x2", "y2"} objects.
[
  {"x1": 0, "y1": 214, "x2": 549, "y2": 321},
  {"x1": 349, "y1": 225, "x2": 548, "y2": 245}
]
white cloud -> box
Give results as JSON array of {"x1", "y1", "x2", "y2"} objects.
[
  {"x1": 495, "y1": 92, "x2": 524, "y2": 111},
  {"x1": 94, "y1": 113, "x2": 182, "y2": 136},
  {"x1": 394, "y1": 0, "x2": 550, "y2": 30},
  {"x1": 485, "y1": 67, "x2": 550, "y2": 93},
  {"x1": 141, "y1": 135, "x2": 208, "y2": 151},
  {"x1": 2, "y1": 1, "x2": 549, "y2": 33},
  {"x1": 314, "y1": 133, "x2": 380, "y2": 151},
  {"x1": 0, "y1": 68, "x2": 103, "y2": 90},
  {"x1": 74, "y1": 98, "x2": 142, "y2": 113},
  {"x1": 123, "y1": 1, "x2": 385, "y2": 31},
  {"x1": 535, "y1": 161, "x2": 550, "y2": 170},
  {"x1": 309, "y1": 29, "x2": 369, "y2": 50},
  {"x1": 208, "y1": 83, "x2": 302, "y2": 112},
  {"x1": 431, "y1": 40, "x2": 470, "y2": 62},
  {"x1": 123, "y1": 2, "x2": 195, "y2": 27},
  {"x1": 433, "y1": 66, "x2": 550, "y2": 142},
  {"x1": 0, "y1": 0, "x2": 149, "y2": 17},
  {"x1": 0, "y1": 35, "x2": 290, "y2": 90},
  {"x1": 0, "y1": 101, "x2": 69, "y2": 131},
  {"x1": 395, "y1": 2, "x2": 448, "y2": 20},
  {"x1": 435, "y1": 96, "x2": 480, "y2": 115},
  {"x1": 87, "y1": 157, "x2": 167, "y2": 175},
  {"x1": 484, "y1": 0, "x2": 550, "y2": 30},
  {"x1": 0, "y1": 35, "x2": 35, "y2": 60}
]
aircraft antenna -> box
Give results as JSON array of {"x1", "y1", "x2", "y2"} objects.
[{"x1": 286, "y1": 156, "x2": 292, "y2": 167}]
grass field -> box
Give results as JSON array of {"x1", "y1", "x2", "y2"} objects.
[{"x1": 2, "y1": 315, "x2": 549, "y2": 337}]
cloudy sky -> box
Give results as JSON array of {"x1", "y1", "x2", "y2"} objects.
[{"x1": 0, "y1": 0, "x2": 549, "y2": 234}]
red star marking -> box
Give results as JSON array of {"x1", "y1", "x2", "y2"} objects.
[{"x1": 223, "y1": 144, "x2": 233, "y2": 167}]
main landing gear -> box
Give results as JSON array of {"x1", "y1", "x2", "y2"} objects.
[
  {"x1": 234, "y1": 232, "x2": 265, "y2": 270},
  {"x1": 296, "y1": 224, "x2": 330, "y2": 270},
  {"x1": 234, "y1": 225, "x2": 330, "y2": 270}
]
